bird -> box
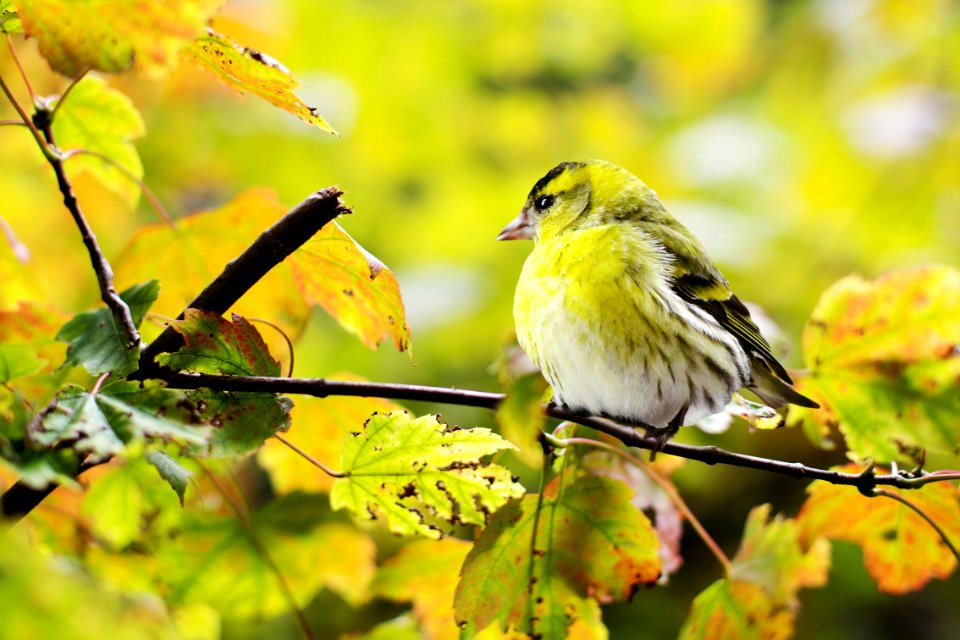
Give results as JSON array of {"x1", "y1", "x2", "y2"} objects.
[{"x1": 498, "y1": 160, "x2": 818, "y2": 451}]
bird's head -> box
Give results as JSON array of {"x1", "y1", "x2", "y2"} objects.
[{"x1": 497, "y1": 160, "x2": 654, "y2": 243}]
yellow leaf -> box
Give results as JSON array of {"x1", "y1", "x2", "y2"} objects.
[{"x1": 15, "y1": 0, "x2": 223, "y2": 77}]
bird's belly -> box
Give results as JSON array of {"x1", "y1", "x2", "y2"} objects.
[{"x1": 515, "y1": 274, "x2": 746, "y2": 429}]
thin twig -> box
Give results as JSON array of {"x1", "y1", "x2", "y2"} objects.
[
  {"x1": 200, "y1": 464, "x2": 316, "y2": 640},
  {"x1": 34, "y1": 116, "x2": 141, "y2": 349},
  {"x1": 62, "y1": 148, "x2": 174, "y2": 226},
  {"x1": 0, "y1": 213, "x2": 29, "y2": 262},
  {"x1": 150, "y1": 370, "x2": 958, "y2": 493},
  {"x1": 0, "y1": 72, "x2": 56, "y2": 161},
  {"x1": 874, "y1": 488, "x2": 960, "y2": 566},
  {"x1": 544, "y1": 432, "x2": 733, "y2": 575},
  {"x1": 5, "y1": 33, "x2": 36, "y2": 104},
  {"x1": 49, "y1": 69, "x2": 88, "y2": 123},
  {"x1": 274, "y1": 434, "x2": 344, "y2": 478},
  {"x1": 0, "y1": 119, "x2": 25, "y2": 126}
]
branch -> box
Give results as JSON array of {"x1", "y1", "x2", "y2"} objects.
[
  {"x1": 150, "y1": 370, "x2": 942, "y2": 492},
  {"x1": 136, "y1": 186, "x2": 350, "y2": 372},
  {"x1": 31, "y1": 109, "x2": 141, "y2": 348}
]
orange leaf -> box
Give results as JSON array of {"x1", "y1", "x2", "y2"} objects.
[{"x1": 797, "y1": 467, "x2": 960, "y2": 594}]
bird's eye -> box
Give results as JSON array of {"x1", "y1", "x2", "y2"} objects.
[{"x1": 536, "y1": 195, "x2": 554, "y2": 211}]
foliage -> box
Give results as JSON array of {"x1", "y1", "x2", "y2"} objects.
[{"x1": 1, "y1": 1, "x2": 958, "y2": 639}]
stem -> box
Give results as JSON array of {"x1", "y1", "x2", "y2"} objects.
[
  {"x1": 0, "y1": 213, "x2": 29, "y2": 262},
  {"x1": 200, "y1": 464, "x2": 316, "y2": 640},
  {"x1": 874, "y1": 488, "x2": 960, "y2": 566},
  {"x1": 49, "y1": 69, "x2": 88, "y2": 123},
  {"x1": 546, "y1": 434, "x2": 733, "y2": 575},
  {"x1": 248, "y1": 317, "x2": 295, "y2": 377},
  {"x1": 62, "y1": 148, "x2": 174, "y2": 227},
  {"x1": 5, "y1": 33, "x2": 35, "y2": 104},
  {"x1": 274, "y1": 434, "x2": 344, "y2": 478},
  {"x1": 35, "y1": 118, "x2": 141, "y2": 349},
  {"x1": 0, "y1": 72, "x2": 56, "y2": 161}
]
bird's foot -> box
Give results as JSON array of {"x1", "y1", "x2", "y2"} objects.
[{"x1": 645, "y1": 405, "x2": 688, "y2": 461}]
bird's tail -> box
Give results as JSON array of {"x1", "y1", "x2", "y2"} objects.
[{"x1": 747, "y1": 363, "x2": 820, "y2": 409}]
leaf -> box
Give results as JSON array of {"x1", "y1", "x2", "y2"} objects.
[
  {"x1": 290, "y1": 221, "x2": 411, "y2": 352},
  {"x1": 581, "y1": 450, "x2": 685, "y2": 579},
  {"x1": 183, "y1": 30, "x2": 335, "y2": 133},
  {"x1": 56, "y1": 279, "x2": 159, "y2": 376},
  {"x1": 114, "y1": 189, "x2": 311, "y2": 353},
  {"x1": 789, "y1": 266, "x2": 960, "y2": 463},
  {"x1": 495, "y1": 343, "x2": 549, "y2": 467},
  {"x1": 146, "y1": 450, "x2": 191, "y2": 506},
  {"x1": 797, "y1": 468, "x2": 960, "y2": 594},
  {"x1": 678, "y1": 505, "x2": 830, "y2": 640},
  {"x1": 330, "y1": 411, "x2": 523, "y2": 539},
  {"x1": 157, "y1": 309, "x2": 281, "y2": 376},
  {"x1": 52, "y1": 76, "x2": 145, "y2": 207},
  {"x1": 696, "y1": 394, "x2": 784, "y2": 434},
  {"x1": 371, "y1": 538, "x2": 472, "y2": 640},
  {"x1": 0, "y1": 0, "x2": 21, "y2": 32},
  {"x1": 357, "y1": 616, "x2": 422, "y2": 640},
  {"x1": 180, "y1": 388, "x2": 293, "y2": 457},
  {"x1": 454, "y1": 475, "x2": 661, "y2": 639},
  {"x1": 30, "y1": 381, "x2": 209, "y2": 464},
  {"x1": 14, "y1": 0, "x2": 222, "y2": 77},
  {"x1": 258, "y1": 381, "x2": 403, "y2": 494},
  {"x1": 0, "y1": 343, "x2": 45, "y2": 381},
  {"x1": 159, "y1": 494, "x2": 376, "y2": 617}
]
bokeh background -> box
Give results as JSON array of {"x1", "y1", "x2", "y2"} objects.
[{"x1": 2, "y1": 0, "x2": 958, "y2": 637}]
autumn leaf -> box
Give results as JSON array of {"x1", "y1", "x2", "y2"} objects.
[
  {"x1": 371, "y1": 538, "x2": 472, "y2": 640},
  {"x1": 494, "y1": 342, "x2": 548, "y2": 467},
  {"x1": 114, "y1": 189, "x2": 311, "y2": 352},
  {"x1": 330, "y1": 411, "x2": 523, "y2": 539},
  {"x1": 0, "y1": 344, "x2": 44, "y2": 382},
  {"x1": 52, "y1": 76, "x2": 145, "y2": 207},
  {"x1": 258, "y1": 380, "x2": 403, "y2": 494},
  {"x1": 454, "y1": 474, "x2": 661, "y2": 639},
  {"x1": 158, "y1": 493, "x2": 376, "y2": 617},
  {"x1": 789, "y1": 266, "x2": 960, "y2": 463},
  {"x1": 290, "y1": 221, "x2": 411, "y2": 352},
  {"x1": 797, "y1": 468, "x2": 960, "y2": 594},
  {"x1": 14, "y1": 0, "x2": 222, "y2": 77},
  {"x1": 158, "y1": 310, "x2": 281, "y2": 376},
  {"x1": 29, "y1": 380, "x2": 209, "y2": 464},
  {"x1": 56, "y1": 280, "x2": 159, "y2": 376},
  {"x1": 679, "y1": 505, "x2": 830, "y2": 640},
  {"x1": 184, "y1": 30, "x2": 335, "y2": 133},
  {"x1": 0, "y1": 0, "x2": 20, "y2": 33}
]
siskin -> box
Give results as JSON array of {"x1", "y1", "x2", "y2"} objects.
[{"x1": 498, "y1": 160, "x2": 818, "y2": 449}]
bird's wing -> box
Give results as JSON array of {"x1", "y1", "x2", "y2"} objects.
[{"x1": 651, "y1": 222, "x2": 794, "y2": 384}]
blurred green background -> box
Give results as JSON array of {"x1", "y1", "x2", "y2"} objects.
[{"x1": 3, "y1": 0, "x2": 959, "y2": 637}]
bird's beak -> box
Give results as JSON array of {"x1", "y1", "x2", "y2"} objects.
[{"x1": 497, "y1": 211, "x2": 535, "y2": 241}]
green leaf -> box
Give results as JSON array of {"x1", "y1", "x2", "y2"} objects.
[
  {"x1": 0, "y1": 0, "x2": 21, "y2": 32},
  {"x1": 182, "y1": 388, "x2": 293, "y2": 457},
  {"x1": 357, "y1": 616, "x2": 422, "y2": 640},
  {"x1": 454, "y1": 474, "x2": 661, "y2": 639},
  {"x1": 157, "y1": 309, "x2": 280, "y2": 376},
  {"x1": 495, "y1": 343, "x2": 549, "y2": 467},
  {"x1": 789, "y1": 266, "x2": 960, "y2": 463},
  {"x1": 52, "y1": 76, "x2": 146, "y2": 207},
  {"x1": 158, "y1": 494, "x2": 376, "y2": 617},
  {"x1": 146, "y1": 450, "x2": 191, "y2": 506},
  {"x1": 679, "y1": 505, "x2": 830, "y2": 640},
  {"x1": 0, "y1": 343, "x2": 45, "y2": 381},
  {"x1": 330, "y1": 411, "x2": 523, "y2": 538},
  {"x1": 183, "y1": 30, "x2": 335, "y2": 133},
  {"x1": 289, "y1": 221, "x2": 411, "y2": 352},
  {"x1": 56, "y1": 280, "x2": 159, "y2": 376},
  {"x1": 15, "y1": 0, "x2": 222, "y2": 77},
  {"x1": 30, "y1": 381, "x2": 209, "y2": 464}
]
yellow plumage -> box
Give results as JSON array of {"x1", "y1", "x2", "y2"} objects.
[{"x1": 499, "y1": 160, "x2": 817, "y2": 445}]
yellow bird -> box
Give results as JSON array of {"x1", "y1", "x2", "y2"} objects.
[{"x1": 498, "y1": 160, "x2": 818, "y2": 449}]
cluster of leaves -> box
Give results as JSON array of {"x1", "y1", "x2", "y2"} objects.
[{"x1": 2, "y1": 2, "x2": 960, "y2": 640}]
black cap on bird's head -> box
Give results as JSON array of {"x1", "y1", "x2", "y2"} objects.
[{"x1": 497, "y1": 161, "x2": 588, "y2": 241}]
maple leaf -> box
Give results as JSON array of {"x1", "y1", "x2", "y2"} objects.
[
  {"x1": 330, "y1": 411, "x2": 522, "y2": 539},
  {"x1": 184, "y1": 30, "x2": 335, "y2": 133},
  {"x1": 788, "y1": 266, "x2": 960, "y2": 463},
  {"x1": 797, "y1": 468, "x2": 960, "y2": 594},
  {"x1": 454, "y1": 474, "x2": 661, "y2": 639}
]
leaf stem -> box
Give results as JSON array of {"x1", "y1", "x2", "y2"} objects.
[
  {"x1": 61, "y1": 148, "x2": 174, "y2": 227},
  {"x1": 0, "y1": 71, "x2": 57, "y2": 161},
  {"x1": 49, "y1": 69, "x2": 88, "y2": 123},
  {"x1": 274, "y1": 434, "x2": 345, "y2": 478},
  {"x1": 248, "y1": 317, "x2": 295, "y2": 377},
  {"x1": 4, "y1": 33, "x2": 35, "y2": 104},
  {"x1": 546, "y1": 434, "x2": 733, "y2": 576},
  {"x1": 0, "y1": 213, "x2": 29, "y2": 262},
  {"x1": 873, "y1": 488, "x2": 960, "y2": 566}
]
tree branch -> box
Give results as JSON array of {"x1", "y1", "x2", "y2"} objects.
[
  {"x1": 136, "y1": 186, "x2": 350, "y2": 372},
  {"x1": 150, "y1": 370, "x2": 941, "y2": 492}
]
